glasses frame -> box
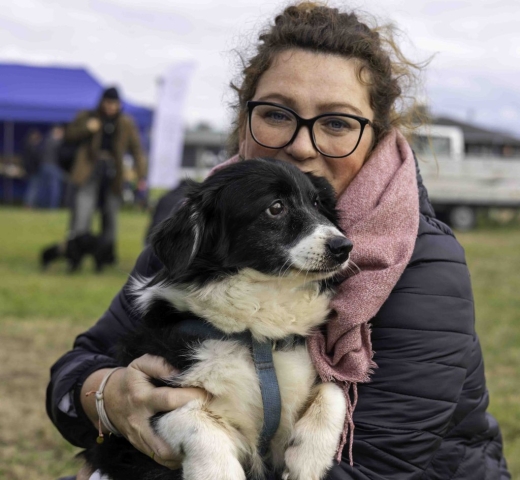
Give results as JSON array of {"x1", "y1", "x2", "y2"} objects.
[{"x1": 247, "y1": 101, "x2": 372, "y2": 159}]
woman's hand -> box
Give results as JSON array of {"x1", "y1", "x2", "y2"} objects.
[{"x1": 81, "y1": 354, "x2": 207, "y2": 470}]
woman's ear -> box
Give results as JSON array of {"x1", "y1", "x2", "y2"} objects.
[{"x1": 150, "y1": 200, "x2": 204, "y2": 278}]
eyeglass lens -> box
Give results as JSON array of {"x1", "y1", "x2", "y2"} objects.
[{"x1": 250, "y1": 104, "x2": 364, "y2": 157}]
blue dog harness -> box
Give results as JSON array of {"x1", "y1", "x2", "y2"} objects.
[{"x1": 172, "y1": 318, "x2": 305, "y2": 458}]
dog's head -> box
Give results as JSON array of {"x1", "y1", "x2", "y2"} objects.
[{"x1": 151, "y1": 158, "x2": 352, "y2": 285}]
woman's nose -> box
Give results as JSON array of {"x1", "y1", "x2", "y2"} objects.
[{"x1": 284, "y1": 125, "x2": 318, "y2": 161}]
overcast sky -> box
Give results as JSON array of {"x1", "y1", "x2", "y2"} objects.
[{"x1": 2, "y1": 0, "x2": 519, "y2": 136}]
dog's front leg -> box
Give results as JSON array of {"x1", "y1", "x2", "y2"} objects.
[
  {"x1": 282, "y1": 382, "x2": 347, "y2": 480},
  {"x1": 154, "y1": 398, "x2": 246, "y2": 480}
]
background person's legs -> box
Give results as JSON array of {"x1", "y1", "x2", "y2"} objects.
[
  {"x1": 90, "y1": 156, "x2": 120, "y2": 271},
  {"x1": 95, "y1": 191, "x2": 120, "y2": 271},
  {"x1": 100, "y1": 191, "x2": 120, "y2": 245},
  {"x1": 70, "y1": 177, "x2": 98, "y2": 239},
  {"x1": 65, "y1": 172, "x2": 101, "y2": 271}
]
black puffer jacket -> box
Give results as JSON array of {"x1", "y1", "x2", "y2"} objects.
[{"x1": 46, "y1": 163, "x2": 510, "y2": 479}]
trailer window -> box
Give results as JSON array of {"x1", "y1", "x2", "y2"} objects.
[{"x1": 411, "y1": 134, "x2": 451, "y2": 157}]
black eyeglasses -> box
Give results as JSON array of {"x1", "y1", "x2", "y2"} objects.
[{"x1": 247, "y1": 101, "x2": 372, "y2": 158}]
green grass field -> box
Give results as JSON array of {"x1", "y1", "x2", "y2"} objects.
[{"x1": 0, "y1": 207, "x2": 519, "y2": 479}]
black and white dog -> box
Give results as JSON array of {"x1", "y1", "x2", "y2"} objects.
[{"x1": 85, "y1": 158, "x2": 352, "y2": 480}]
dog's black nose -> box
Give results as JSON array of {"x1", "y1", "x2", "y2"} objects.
[{"x1": 326, "y1": 236, "x2": 353, "y2": 263}]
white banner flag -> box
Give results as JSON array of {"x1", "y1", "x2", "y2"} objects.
[{"x1": 149, "y1": 61, "x2": 196, "y2": 188}]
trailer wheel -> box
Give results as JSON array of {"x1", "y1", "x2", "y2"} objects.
[{"x1": 448, "y1": 206, "x2": 477, "y2": 231}]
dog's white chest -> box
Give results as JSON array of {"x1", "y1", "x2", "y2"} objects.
[
  {"x1": 175, "y1": 339, "x2": 317, "y2": 458},
  {"x1": 147, "y1": 268, "x2": 333, "y2": 341}
]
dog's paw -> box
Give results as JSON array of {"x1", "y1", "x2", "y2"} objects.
[
  {"x1": 282, "y1": 434, "x2": 334, "y2": 480},
  {"x1": 182, "y1": 454, "x2": 246, "y2": 480},
  {"x1": 282, "y1": 382, "x2": 346, "y2": 480}
]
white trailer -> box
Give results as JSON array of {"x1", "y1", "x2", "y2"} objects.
[{"x1": 412, "y1": 125, "x2": 520, "y2": 230}]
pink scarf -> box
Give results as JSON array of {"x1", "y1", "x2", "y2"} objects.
[
  {"x1": 308, "y1": 129, "x2": 419, "y2": 463},
  {"x1": 210, "y1": 129, "x2": 419, "y2": 464}
]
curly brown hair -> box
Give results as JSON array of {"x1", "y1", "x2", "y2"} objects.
[{"x1": 228, "y1": 1, "x2": 425, "y2": 155}]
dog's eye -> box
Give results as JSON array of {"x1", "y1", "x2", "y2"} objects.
[
  {"x1": 313, "y1": 197, "x2": 320, "y2": 209},
  {"x1": 267, "y1": 201, "x2": 284, "y2": 217}
]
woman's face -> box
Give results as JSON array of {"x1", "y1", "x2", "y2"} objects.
[{"x1": 239, "y1": 49, "x2": 375, "y2": 197}]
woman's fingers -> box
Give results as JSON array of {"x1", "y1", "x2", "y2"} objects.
[
  {"x1": 130, "y1": 353, "x2": 180, "y2": 380},
  {"x1": 149, "y1": 386, "x2": 208, "y2": 413},
  {"x1": 129, "y1": 354, "x2": 209, "y2": 413}
]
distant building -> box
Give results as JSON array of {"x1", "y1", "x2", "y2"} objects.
[
  {"x1": 431, "y1": 116, "x2": 520, "y2": 158},
  {"x1": 180, "y1": 124, "x2": 229, "y2": 178}
]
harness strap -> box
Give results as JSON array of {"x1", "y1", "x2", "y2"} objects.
[{"x1": 251, "y1": 336, "x2": 282, "y2": 458}]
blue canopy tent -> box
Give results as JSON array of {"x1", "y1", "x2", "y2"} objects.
[{"x1": 0, "y1": 63, "x2": 153, "y2": 203}]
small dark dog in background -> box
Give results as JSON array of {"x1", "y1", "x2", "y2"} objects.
[
  {"x1": 41, "y1": 233, "x2": 116, "y2": 273},
  {"x1": 84, "y1": 158, "x2": 353, "y2": 480}
]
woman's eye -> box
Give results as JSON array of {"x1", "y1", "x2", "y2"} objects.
[
  {"x1": 267, "y1": 201, "x2": 284, "y2": 216},
  {"x1": 320, "y1": 117, "x2": 354, "y2": 134},
  {"x1": 264, "y1": 110, "x2": 291, "y2": 123},
  {"x1": 327, "y1": 119, "x2": 349, "y2": 130}
]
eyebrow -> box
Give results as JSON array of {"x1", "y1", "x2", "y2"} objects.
[{"x1": 255, "y1": 93, "x2": 365, "y2": 117}]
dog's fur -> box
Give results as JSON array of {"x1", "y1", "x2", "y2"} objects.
[{"x1": 84, "y1": 158, "x2": 352, "y2": 480}]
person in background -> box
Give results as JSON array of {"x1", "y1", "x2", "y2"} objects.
[
  {"x1": 22, "y1": 128, "x2": 43, "y2": 208},
  {"x1": 39, "y1": 125, "x2": 65, "y2": 209},
  {"x1": 41, "y1": 87, "x2": 147, "y2": 272}
]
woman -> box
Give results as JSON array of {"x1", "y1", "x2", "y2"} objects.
[{"x1": 47, "y1": 3, "x2": 510, "y2": 478}]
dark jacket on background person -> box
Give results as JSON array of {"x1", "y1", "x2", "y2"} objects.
[
  {"x1": 65, "y1": 110, "x2": 147, "y2": 195},
  {"x1": 46, "y1": 162, "x2": 509, "y2": 479}
]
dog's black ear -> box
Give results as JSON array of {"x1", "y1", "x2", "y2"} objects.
[
  {"x1": 150, "y1": 200, "x2": 204, "y2": 278},
  {"x1": 306, "y1": 173, "x2": 340, "y2": 226}
]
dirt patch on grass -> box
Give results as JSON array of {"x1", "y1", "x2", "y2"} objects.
[{"x1": 0, "y1": 318, "x2": 91, "y2": 480}]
